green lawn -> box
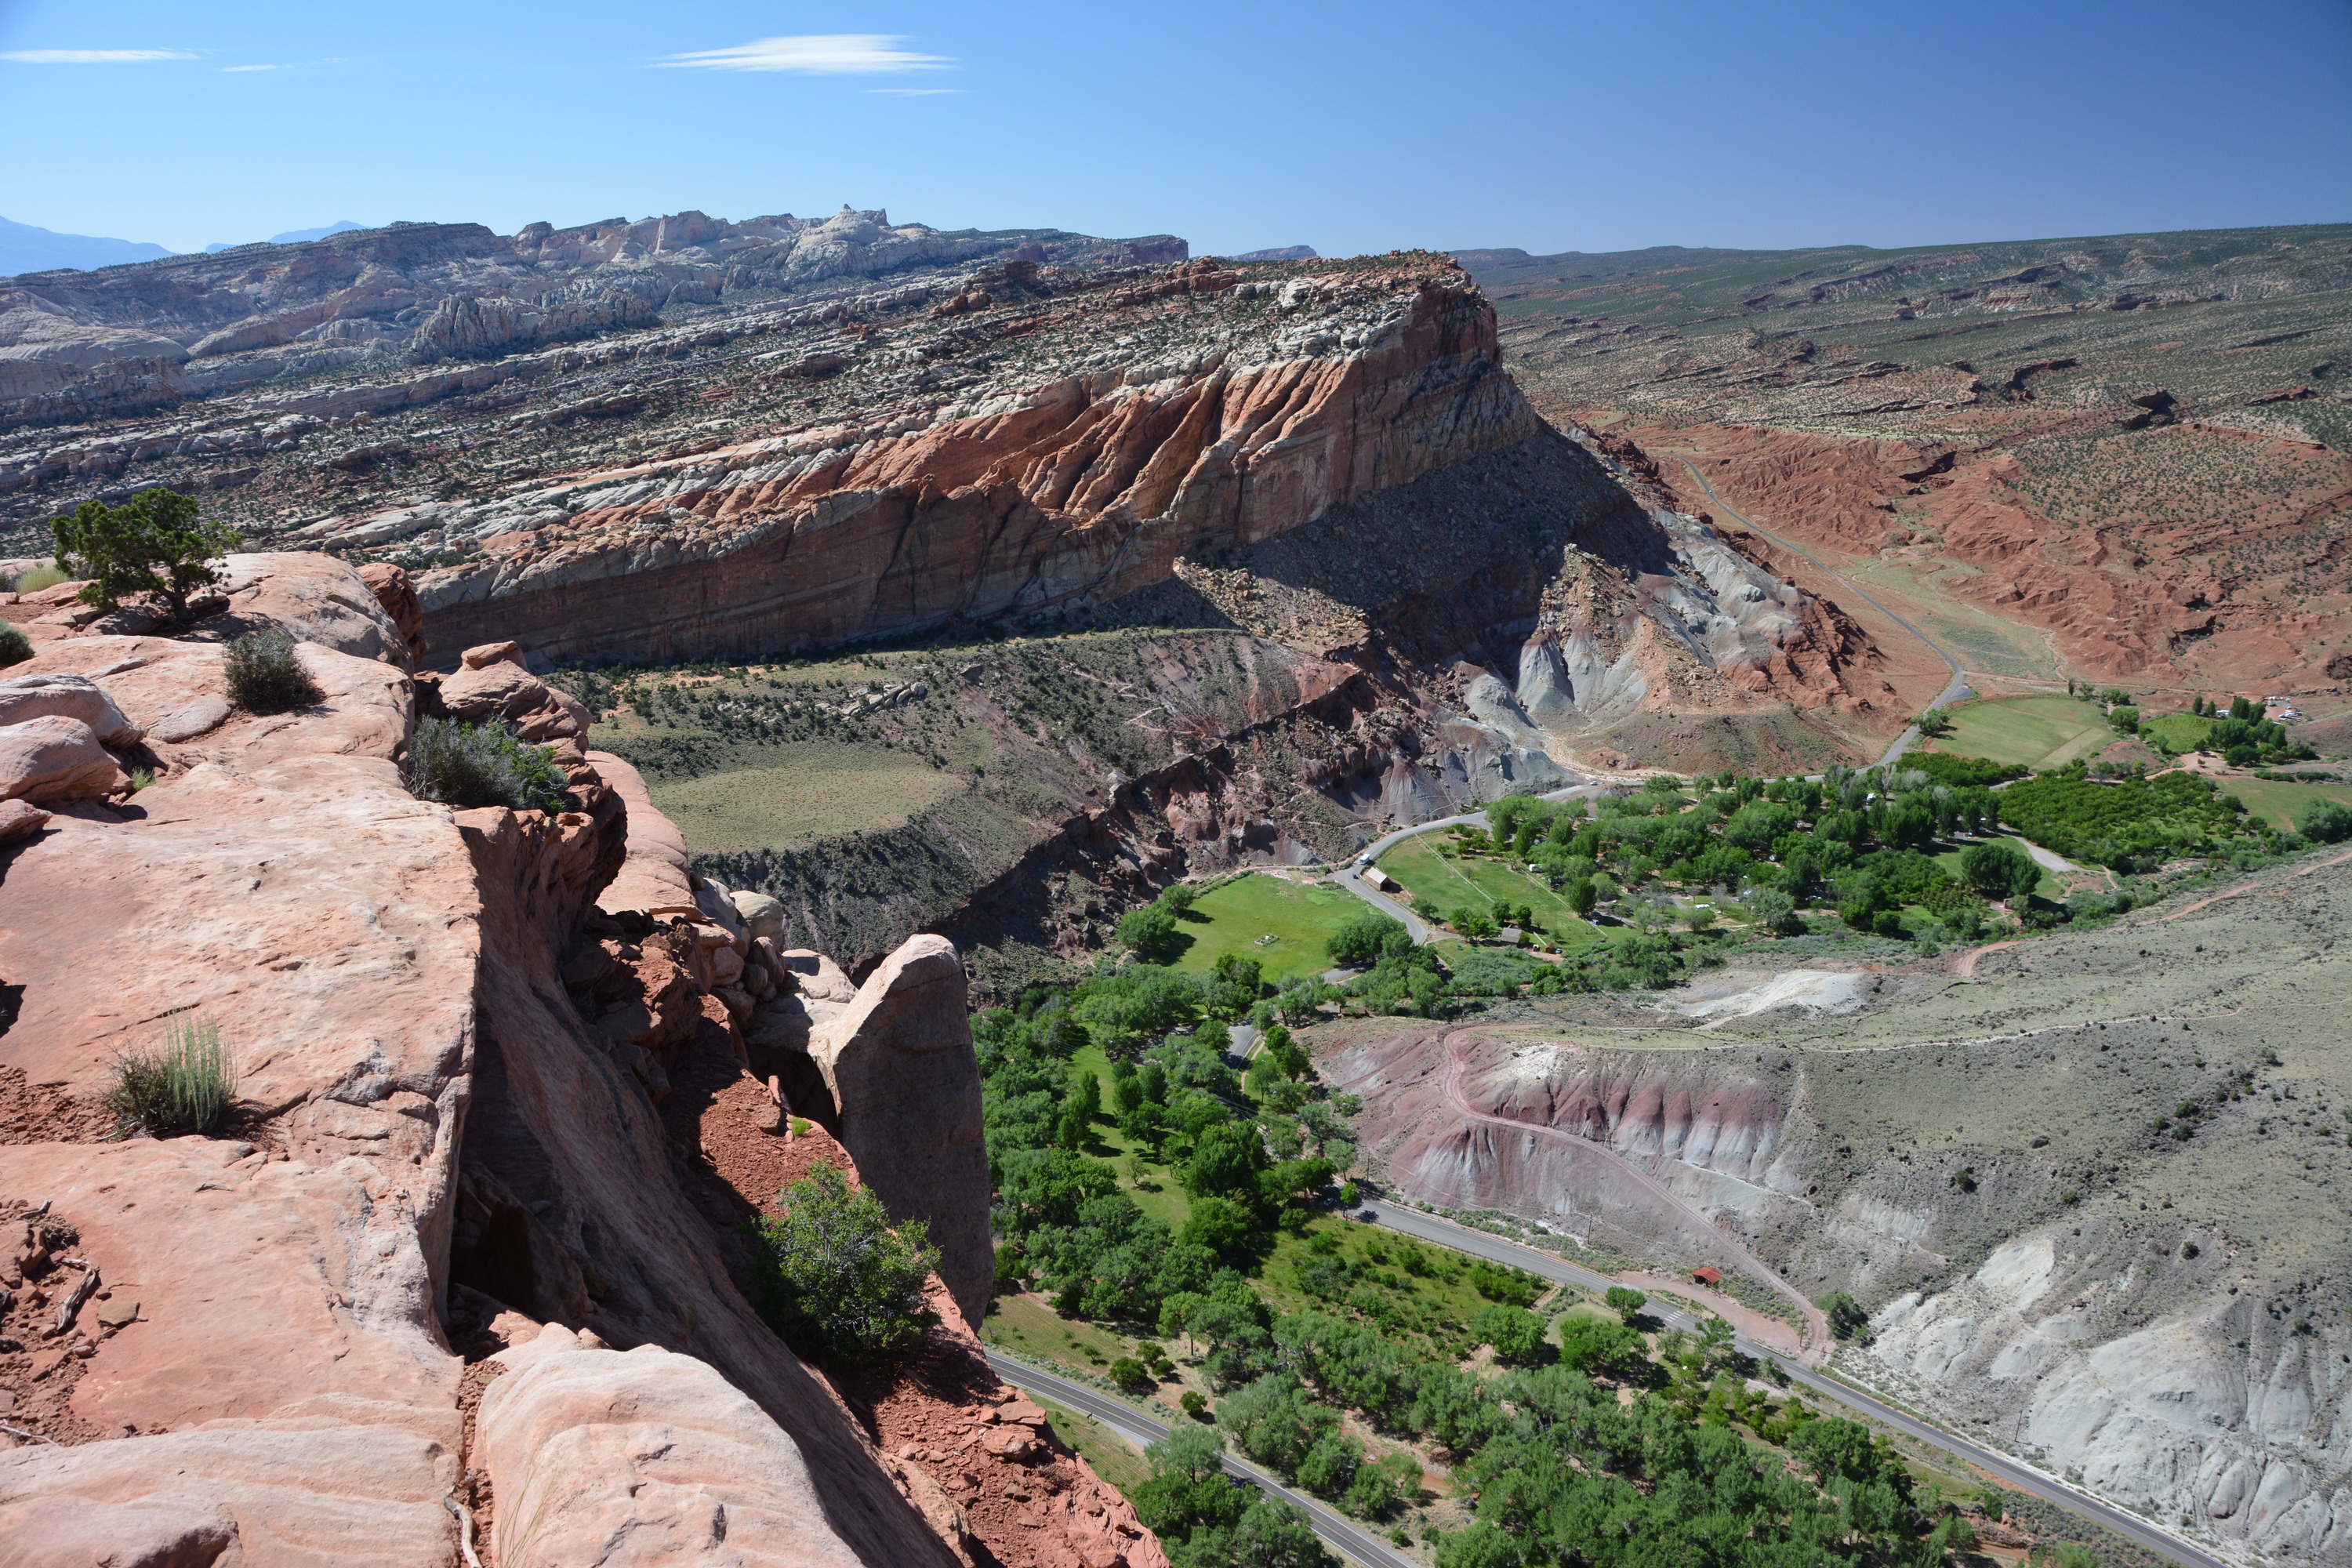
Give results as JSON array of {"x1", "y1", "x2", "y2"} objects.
[
  {"x1": 983, "y1": 1293, "x2": 1142, "y2": 1370},
  {"x1": 1164, "y1": 874, "x2": 1362, "y2": 981},
  {"x1": 1925, "y1": 695, "x2": 2116, "y2": 771},
  {"x1": 2219, "y1": 775, "x2": 2352, "y2": 832},
  {"x1": 2139, "y1": 712, "x2": 2215, "y2": 756},
  {"x1": 1376, "y1": 833, "x2": 1600, "y2": 943}
]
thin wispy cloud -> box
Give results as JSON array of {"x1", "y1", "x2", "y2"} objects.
[
  {"x1": 0, "y1": 48, "x2": 201, "y2": 64},
  {"x1": 220, "y1": 58, "x2": 349, "y2": 72},
  {"x1": 653, "y1": 34, "x2": 953, "y2": 74}
]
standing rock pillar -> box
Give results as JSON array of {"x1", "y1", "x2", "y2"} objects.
[{"x1": 808, "y1": 935, "x2": 993, "y2": 1327}]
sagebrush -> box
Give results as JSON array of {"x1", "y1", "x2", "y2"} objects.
[
  {"x1": 405, "y1": 717, "x2": 568, "y2": 813},
  {"x1": 223, "y1": 629, "x2": 319, "y2": 713},
  {"x1": 107, "y1": 1012, "x2": 237, "y2": 1137}
]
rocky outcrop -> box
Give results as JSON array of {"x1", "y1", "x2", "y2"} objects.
[
  {"x1": 413, "y1": 256, "x2": 1538, "y2": 663},
  {"x1": 478, "y1": 1324, "x2": 862, "y2": 1568},
  {"x1": 0, "y1": 553, "x2": 1007, "y2": 1568},
  {"x1": 0, "y1": 208, "x2": 1184, "y2": 426},
  {"x1": 809, "y1": 936, "x2": 993, "y2": 1328}
]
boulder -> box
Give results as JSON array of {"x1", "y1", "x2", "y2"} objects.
[
  {"x1": 147, "y1": 692, "x2": 232, "y2": 743},
  {"x1": 589, "y1": 750, "x2": 695, "y2": 916},
  {"x1": 0, "y1": 797, "x2": 51, "y2": 843},
  {"x1": 809, "y1": 935, "x2": 993, "y2": 1327},
  {"x1": 0, "y1": 671, "x2": 143, "y2": 745},
  {"x1": 731, "y1": 890, "x2": 787, "y2": 943},
  {"x1": 434, "y1": 645, "x2": 588, "y2": 742},
  {"x1": 0, "y1": 715, "x2": 127, "y2": 803},
  {"x1": 477, "y1": 1327, "x2": 862, "y2": 1568},
  {"x1": 183, "y1": 552, "x2": 406, "y2": 662},
  {"x1": 0, "y1": 1417, "x2": 458, "y2": 1568}
]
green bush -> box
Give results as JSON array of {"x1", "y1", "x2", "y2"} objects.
[
  {"x1": 1959, "y1": 840, "x2": 2040, "y2": 901},
  {"x1": 9, "y1": 563, "x2": 68, "y2": 594},
  {"x1": 106, "y1": 1012, "x2": 237, "y2": 1137},
  {"x1": 1468, "y1": 1303, "x2": 1545, "y2": 1365},
  {"x1": 0, "y1": 622, "x2": 30, "y2": 670},
  {"x1": 1604, "y1": 1286, "x2": 1648, "y2": 1323},
  {"x1": 2297, "y1": 798, "x2": 2352, "y2": 844},
  {"x1": 1116, "y1": 901, "x2": 1182, "y2": 961},
  {"x1": 52, "y1": 489, "x2": 241, "y2": 622},
  {"x1": 1819, "y1": 1291, "x2": 1872, "y2": 1341},
  {"x1": 1326, "y1": 909, "x2": 1406, "y2": 966},
  {"x1": 745, "y1": 1162, "x2": 940, "y2": 1362},
  {"x1": 222, "y1": 630, "x2": 319, "y2": 713},
  {"x1": 405, "y1": 717, "x2": 568, "y2": 813}
]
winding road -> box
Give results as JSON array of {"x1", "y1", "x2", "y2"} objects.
[
  {"x1": 1352, "y1": 1206, "x2": 2227, "y2": 1568},
  {"x1": 982, "y1": 1348, "x2": 1416, "y2": 1568},
  {"x1": 1671, "y1": 455, "x2": 1972, "y2": 768}
]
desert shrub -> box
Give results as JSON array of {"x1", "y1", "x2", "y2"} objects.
[
  {"x1": 405, "y1": 717, "x2": 568, "y2": 813},
  {"x1": 0, "y1": 622, "x2": 30, "y2": 670},
  {"x1": 106, "y1": 1012, "x2": 237, "y2": 1137},
  {"x1": 1819, "y1": 1291, "x2": 1872, "y2": 1341},
  {"x1": 222, "y1": 630, "x2": 319, "y2": 713},
  {"x1": 9, "y1": 563, "x2": 68, "y2": 594},
  {"x1": 745, "y1": 1161, "x2": 939, "y2": 1362},
  {"x1": 51, "y1": 489, "x2": 241, "y2": 621}
]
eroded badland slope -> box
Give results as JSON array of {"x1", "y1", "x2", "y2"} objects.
[
  {"x1": 1474, "y1": 225, "x2": 2352, "y2": 695},
  {"x1": 1329, "y1": 849, "x2": 2352, "y2": 1563}
]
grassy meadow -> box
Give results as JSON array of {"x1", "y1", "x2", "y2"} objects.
[{"x1": 1924, "y1": 695, "x2": 2115, "y2": 771}]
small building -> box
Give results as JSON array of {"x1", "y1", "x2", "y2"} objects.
[
  {"x1": 1367, "y1": 867, "x2": 1402, "y2": 894},
  {"x1": 1690, "y1": 1266, "x2": 1723, "y2": 1287},
  {"x1": 1497, "y1": 926, "x2": 1524, "y2": 946}
]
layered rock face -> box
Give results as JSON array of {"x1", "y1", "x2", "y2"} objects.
[
  {"x1": 0, "y1": 207, "x2": 1182, "y2": 426},
  {"x1": 0, "y1": 555, "x2": 1080, "y2": 1567},
  {"x1": 412, "y1": 256, "x2": 1539, "y2": 662}
]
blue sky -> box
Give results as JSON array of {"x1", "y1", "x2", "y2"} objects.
[{"x1": 2, "y1": 0, "x2": 2347, "y2": 258}]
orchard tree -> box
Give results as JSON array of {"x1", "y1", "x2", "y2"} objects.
[{"x1": 1959, "y1": 840, "x2": 2041, "y2": 903}]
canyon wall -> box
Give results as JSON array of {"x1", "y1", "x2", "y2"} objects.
[
  {"x1": 0, "y1": 556, "x2": 1113, "y2": 1567},
  {"x1": 412, "y1": 260, "x2": 1537, "y2": 662}
]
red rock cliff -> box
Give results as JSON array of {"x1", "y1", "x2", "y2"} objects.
[{"x1": 416, "y1": 259, "x2": 1537, "y2": 662}]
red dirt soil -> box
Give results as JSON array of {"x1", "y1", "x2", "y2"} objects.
[
  {"x1": 673, "y1": 1038, "x2": 1167, "y2": 1568},
  {"x1": 1644, "y1": 421, "x2": 2352, "y2": 694}
]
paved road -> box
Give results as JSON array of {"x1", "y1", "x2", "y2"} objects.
[
  {"x1": 1671, "y1": 456, "x2": 1972, "y2": 768},
  {"x1": 1330, "y1": 783, "x2": 1605, "y2": 946},
  {"x1": 1355, "y1": 1205, "x2": 2226, "y2": 1568},
  {"x1": 982, "y1": 1348, "x2": 1416, "y2": 1568}
]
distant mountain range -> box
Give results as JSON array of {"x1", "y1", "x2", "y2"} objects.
[
  {"x1": 0, "y1": 216, "x2": 174, "y2": 276},
  {"x1": 0, "y1": 217, "x2": 375, "y2": 278}
]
